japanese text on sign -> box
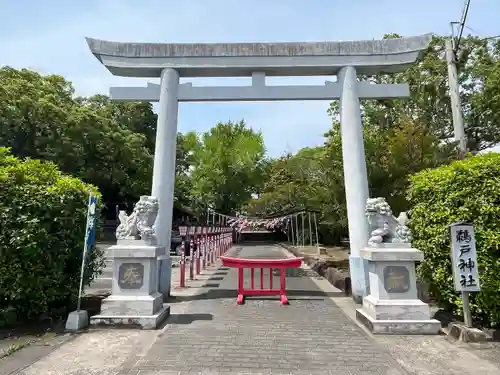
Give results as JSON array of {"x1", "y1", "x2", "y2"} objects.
[{"x1": 450, "y1": 224, "x2": 480, "y2": 292}]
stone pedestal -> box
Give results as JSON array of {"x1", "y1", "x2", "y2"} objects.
[
  {"x1": 356, "y1": 244, "x2": 441, "y2": 334},
  {"x1": 90, "y1": 241, "x2": 170, "y2": 329}
]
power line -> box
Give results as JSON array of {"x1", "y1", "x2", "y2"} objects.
[
  {"x1": 456, "y1": 0, "x2": 471, "y2": 52},
  {"x1": 450, "y1": 0, "x2": 471, "y2": 54},
  {"x1": 482, "y1": 34, "x2": 500, "y2": 41},
  {"x1": 461, "y1": 24, "x2": 500, "y2": 42}
]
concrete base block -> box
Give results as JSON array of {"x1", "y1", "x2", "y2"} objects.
[
  {"x1": 65, "y1": 310, "x2": 89, "y2": 331},
  {"x1": 447, "y1": 322, "x2": 490, "y2": 342},
  {"x1": 356, "y1": 308, "x2": 441, "y2": 334},
  {"x1": 362, "y1": 295, "x2": 432, "y2": 320},
  {"x1": 99, "y1": 293, "x2": 164, "y2": 316},
  {"x1": 90, "y1": 305, "x2": 170, "y2": 330}
]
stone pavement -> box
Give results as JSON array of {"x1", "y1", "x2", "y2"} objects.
[
  {"x1": 6, "y1": 244, "x2": 500, "y2": 375},
  {"x1": 125, "y1": 244, "x2": 407, "y2": 375}
]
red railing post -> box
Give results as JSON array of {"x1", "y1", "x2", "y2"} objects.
[
  {"x1": 279, "y1": 269, "x2": 287, "y2": 305},
  {"x1": 220, "y1": 229, "x2": 224, "y2": 256},
  {"x1": 219, "y1": 229, "x2": 222, "y2": 256},
  {"x1": 237, "y1": 268, "x2": 244, "y2": 305},
  {"x1": 224, "y1": 228, "x2": 229, "y2": 253},
  {"x1": 189, "y1": 237, "x2": 194, "y2": 280},
  {"x1": 217, "y1": 228, "x2": 221, "y2": 258},
  {"x1": 220, "y1": 256, "x2": 303, "y2": 305},
  {"x1": 202, "y1": 228, "x2": 207, "y2": 268},
  {"x1": 210, "y1": 231, "x2": 215, "y2": 264},
  {"x1": 214, "y1": 229, "x2": 218, "y2": 259},
  {"x1": 223, "y1": 229, "x2": 226, "y2": 253},
  {"x1": 213, "y1": 228, "x2": 217, "y2": 260},
  {"x1": 205, "y1": 228, "x2": 212, "y2": 266},
  {"x1": 225, "y1": 230, "x2": 229, "y2": 251},
  {"x1": 195, "y1": 234, "x2": 201, "y2": 275},
  {"x1": 214, "y1": 230, "x2": 218, "y2": 261},
  {"x1": 179, "y1": 241, "x2": 186, "y2": 288}
]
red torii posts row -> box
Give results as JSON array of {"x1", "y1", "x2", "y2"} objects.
[{"x1": 177, "y1": 226, "x2": 233, "y2": 288}]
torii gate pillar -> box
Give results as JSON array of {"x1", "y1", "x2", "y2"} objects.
[
  {"x1": 338, "y1": 66, "x2": 370, "y2": 301},
  {"x1": 151, "y1": 68, "x2": 179, "y2": 297},
  {"x1": 151, "y1": 68, "x2": 179, "y2": 252}
]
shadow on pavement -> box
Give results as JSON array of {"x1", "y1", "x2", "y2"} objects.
[
  {"x1": 211, "y1": 271, "x2": 228, "y2": 276},
  {"x1": 159, "y1": 313, "x2": 214, "y2": 329},
  {"x1": 168, "y1": 288, "x2": 339, "y2": 303}
]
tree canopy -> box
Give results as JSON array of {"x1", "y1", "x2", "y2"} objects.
[
  {"x1": 0, "y1": 67, "x2": 199, "y2": 214},
  {"x1": 186, "y1": 120, "x2": 266, "y2": 214}
]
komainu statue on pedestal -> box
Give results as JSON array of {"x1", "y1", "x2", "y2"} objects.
[
  {"x1": 115, "y1": 196, "x2": 159, "y2": 245},
  {"x1": 365, "y1": 197, "x2": 412, "y2": 246}
]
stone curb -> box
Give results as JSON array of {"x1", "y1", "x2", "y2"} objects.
[{"x1": 444, "y1": 322, "x2": 492, "y2": 343}]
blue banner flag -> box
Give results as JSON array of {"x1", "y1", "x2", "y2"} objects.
[
  {"x1": 77, "y1": 193, "x2": 99, "y2": 311},
  {"x1": 85, "y1": 194, "x2": 99, "y2": 252}
]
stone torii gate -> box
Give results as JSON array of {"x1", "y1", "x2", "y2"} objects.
[{"x1": 86, "y1": 34, "x2": 432, "y2": 302}]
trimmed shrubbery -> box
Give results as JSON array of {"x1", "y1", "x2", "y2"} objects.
[
  {"x1": 0, "y1": 148, "x2": 104, "y2": 327},
  {"x1": 408, "y1": 153, "x2": 500, "y2": 327}
]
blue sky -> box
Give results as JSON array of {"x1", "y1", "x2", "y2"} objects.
[{"x1": 1, "y1": 0, "x2": 499, "y2": 156}]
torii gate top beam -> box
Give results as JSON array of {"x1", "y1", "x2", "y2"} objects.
[{"x1": 85, "y1": 34, "x2": 433, "y2": 78}]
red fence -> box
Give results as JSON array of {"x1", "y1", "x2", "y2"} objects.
[
  {"x1": 178, "y1": 226, "x2": 233, "y2": 288},
  {"x1": 220, "y1": 256, "x2": 303, "y2": 305}
]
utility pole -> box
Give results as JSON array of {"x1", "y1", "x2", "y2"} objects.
[
  {"x1": 448, "y1": 0, "x2": 472, "y2": 327},
  {"x1": 446, "y1": 0, "x2": 470, "y2": 160},
  {"x1": 445, "y1": 38, "x2": 467, "y2": 159}
]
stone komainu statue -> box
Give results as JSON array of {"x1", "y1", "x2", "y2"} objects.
[
  {"x1": 115, "y1": 196, "x2": 159, "y2": 245},
  {"x1": 365, "y1": 197, "x2": 412, "y2": 246}
]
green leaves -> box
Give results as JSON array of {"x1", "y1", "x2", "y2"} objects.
[
  {"x1": 0, "y1": 67, "x2": 155, "y2": 209},
  {"x1": 0, "y1": 148, "x2": 104, "y2": 325},
  {"x1": 248, "y1": 117, "x2": 452, "y2": 245},
  {"x1": 408, "y1": 153, "x2": 500, "y2": 327},
  {"x1": 188, "y1": 120, "x2": 266, "y2": 214},
  {"x1": 0, "y1": 66, "x2": 208, "y2": 214},
  {"x1": 352, "y1": 35, "x2": 500, "y2": 153}
]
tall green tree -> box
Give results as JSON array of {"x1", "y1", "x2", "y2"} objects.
[
  {"x1": 0, "y1": 67, "x2": 197, "y2": 213},
  {"x1": 245, "y1": 148, "x2": 327, "y2": 215},
  {"x1": 323, "y1": 117, "x2": 453, "y2": 216},
  {"x1": 0, "y1": 67, "x2": 153, "y2": 205},
  {"x1": 250, "y1": 99, "x2": 454, "y2": 245},
  {"x1": 188, "y1": 120, "x2": 266, "y2": 214},
  {"x1": 341, "y1": 34, "x2": 500, "y2": 153},
  {"x1": 78, "y1": 94, "x2": 158, "y2": 153}
]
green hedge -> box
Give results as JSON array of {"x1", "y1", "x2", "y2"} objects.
[
  {"x1": 408, "y1": 153, "x2": 500, "y2": 327},
  {"x1": 0, "y1": 148, "x2": 104, "y2": 326}
]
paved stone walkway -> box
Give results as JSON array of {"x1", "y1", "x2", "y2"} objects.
[{"x1": 126, "y1": 244, "x2": 407, "y2": 375}]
